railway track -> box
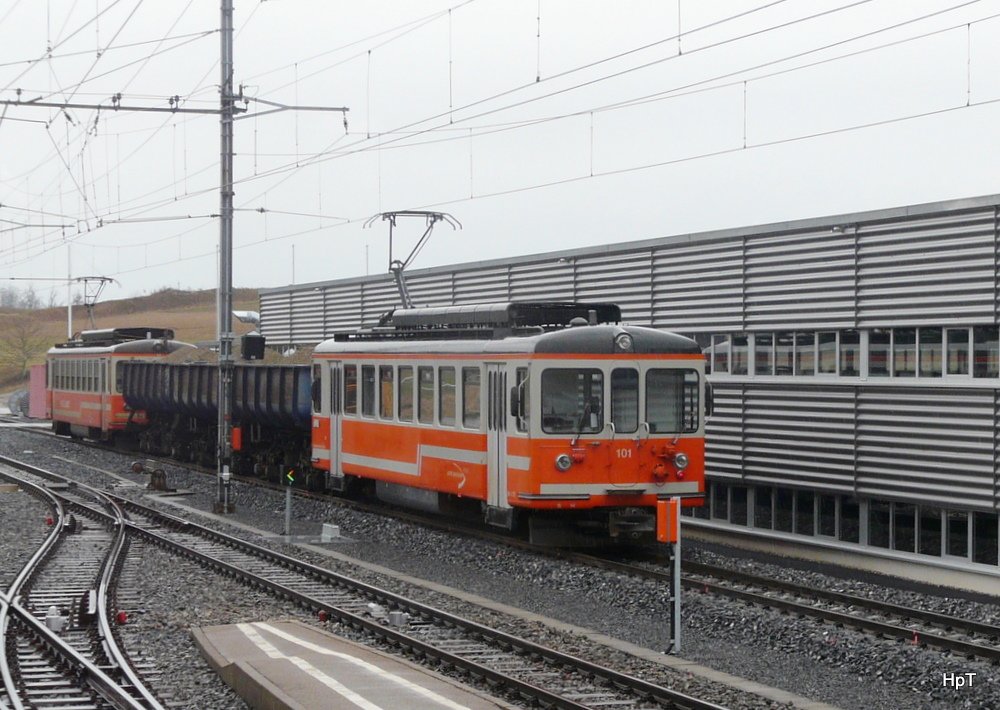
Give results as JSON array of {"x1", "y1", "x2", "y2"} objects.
[
  {"x1": 0, "y1": 454, "x2": 725, "y2": 710},
  {"x1": 9, "y1": 419, "x2": 999, "y2": 681},
  {"x1": 568, "y1": 552, "x2": 1000, "y2": 664},
  {"x1": 0, "y1": 467, "x2": 163, "y2": 710}
]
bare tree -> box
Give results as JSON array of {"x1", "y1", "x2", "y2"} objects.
[{"x1": 0, "y1": 314, "x2": 49, "y2": 379}]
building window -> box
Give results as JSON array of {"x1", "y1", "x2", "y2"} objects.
[
  {"x1": 379, "y1": 366, "x2": 394, "y2": 419},
  {"x1": 817, "y1": 332, "x2": 837, "y2": 374},
  {"x1": 818, "y1": 494, "x2": 836, "y2": 536},
  {"x1": 894, "y1": 328, "x2": 916, "y2": 377},
  {"x1": 731, "y1": 486, "x2": 748, "y2": 525},
  {"x1": 918, "y1": 327, "x2": 942, "y2": 377},
  {"x1": 398, "y1": 366, "x2": 414, "y2": 421},
  {"x1": 893, "y1": 503, "x2": 916, "y2": 553},
  {"x1": 712, "y1": 482, "x2": 729, "y2": 520},
  {"x1": 795, "y1": 332, "x2": 815, "y2": 376},
  {"x1": 946, "y1": 328, "x2": 969, "y2": 375},
  {"x1": 840, "y1": 330, "x2": 860, "y2": 376},
  {"x1": 774, "y1": 488, "x2": 793, "y2": 532},
  {"x1": 946, "y1": 510, "x2": 968, "y2": 557},
  {"x1": 343, "y1": 365, "x2": 357, "y2": 415},
  {"x1": 731, "y1": 336, "x2": 748, "y2": 375},
  {"x1": 973, "y1": 326, "x2": 999, "y2": 378},
  {"x1": 918, "y1": 507, "x2": 941, "y2": 556},
  {"x1": 794, "y1": 490, "x2": 814, "y2": 536},
  {"x1": 972, "y1": 512, "x2": 999, "y2": 565},
  {"x1": 439, "y1": 367, "x2": 456, "y2": 426},
  {"x1": 361, "y1": 365, "x2": 376, "y2": 417},
  {"x1": 840, "y1": 497, "x2": 860, "y2": 543},
  {"x1": 462, "y1": 367, "x2": 481, "y2": 428},
  {"x1": 418, "y1": 367, "x2": 434, "y2": 424},
  {"x1": 712, "y1": 335, "x2": 729, "y2": 374},
  {"x1": 869, "y1": 500, "x2": 890, "y2": 547},
  {"x1": 775, "y1": 332, "x2": 793, "y2": 375},
  {"x1": 754, "y1": 486, "x2": 773, "y2": 529},
  {"x1": 754, "y1": 334, "x2": 773, "y2": 375},
  {"x1": 869, "y1": 330, "x2": 890, "y2": 377}
]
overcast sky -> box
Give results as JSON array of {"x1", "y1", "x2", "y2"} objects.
[{"x1": 1, "y1": 0, "x2": 999, "y2": 304}]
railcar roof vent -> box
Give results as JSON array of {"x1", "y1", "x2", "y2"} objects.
[
  {"x1": 388, "y1": 302, "x2": 621, "y2": 329},
  {"x1": 334, "y1": 301, "x2": 621, "y2": 342},
  {"x1": 55, "y1": 327, "x2": 176, "y2": 348}
]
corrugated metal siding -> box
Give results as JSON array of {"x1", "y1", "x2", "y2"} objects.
[
  {"x1": 704, "y1": 383, "x2": 743, "y2": 479},
  {"x1": 857, "y1": 211, "x2": 996, "y2": 327},
  {"x1": 856, "y1": 387, "x2": 996, "y2": 509},
  {"x1": 323, "y1": 284, "x2": 364, "y2": 333},
  {"x1": 454, "y1": 266, "x2": 509, "y2": 304},
  {"x1": 575, "y1": 251, "x2": 652, "y2": 324},
  {"x1": 708, "y1": 383, "x2": 999, "y2": 510},
  {"x1": 651, "y1": 238, "x2": 743, "y2": 330},
  {"x1": 509, "y1": 261, "x2": 575, "y2": 302},
  {"x1": 740, "y1": 385, "x2": 857, "y2": 492},
  {"x1": 745, "y1": 230, "x2": 856, "y2": 329}
]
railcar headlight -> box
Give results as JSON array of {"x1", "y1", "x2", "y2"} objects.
[
  {"x1": 554, "y1": 454, "x2": 573, "y2": 472},
  {"x1": 615, "y1": 333, "x2": 634, "y2": 352},
  {"x1": 673, "y1": 452, "x2": 689, "y2": 470}
]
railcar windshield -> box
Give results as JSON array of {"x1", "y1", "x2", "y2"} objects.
[
  {"x1": 541, "y1": 369, "x2": 604, "y2": 434},
  {"x1": 646, "y1": 369, "x2": 699, "y2": 433}
]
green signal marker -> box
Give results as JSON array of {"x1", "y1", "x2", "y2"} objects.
[{"x1": 286, "y1": 469, "x2": 295, "y2": 484}]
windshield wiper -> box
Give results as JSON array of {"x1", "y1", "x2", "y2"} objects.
[{"x1": 570, "y1": 400, "x2": 593, "y2": 447}]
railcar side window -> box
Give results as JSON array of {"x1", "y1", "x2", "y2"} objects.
[
  {"x1": 438, "y1": 367, "x2": 456, "y2": 426},
  {"x1": 540, "y1": 369, "x2": 604, "y2": 435},
  {"x1": 343, "y1": 365, "x2": 357, "y2": 415},
  {"x1": 311, "y1": 365, "x2": 322, "y2": 412},
  {"x1": 418, "y1": 367, "x2": 434, "y2": 424},
  {"x1": 379, "y1": 366, "x2": 394, "y2": 419},
  {"x1": 398, "y1": 366, "x2": 414, "y2": 421},
  {"x1": 610, "y1": 368, "x2": 638, "y2": 434},
  {"x1": 645, "y1": 369, "x2": 699, "y2": 434},
  {"x1": 462, "y1": 367, "x2": 481, "y2": 428},
  {"x1": 361, "y1": 365, "x2": 376, "y2": 417},
  {"x1": 514, "y1": 367, "x2": 529, "y2": 432}
]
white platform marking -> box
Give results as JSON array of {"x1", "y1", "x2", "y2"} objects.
[
  {"x1": 236, "y1": 623, "x2": 383, "y2": 710},
  {"x1": 253, "y1": 622, "x2": 471, "y2": 710}
]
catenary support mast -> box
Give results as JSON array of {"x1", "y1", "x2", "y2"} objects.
[{"x1": 216, "y1": 0, "x2": 236, "y2": 512}]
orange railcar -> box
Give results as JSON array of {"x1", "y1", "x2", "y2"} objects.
[
  {"x1": 47, "y1": 328, "x2": 191, "y2": 441},
  {"x1": 312, "y1": 302, "x2": 708, "y2": 543}
]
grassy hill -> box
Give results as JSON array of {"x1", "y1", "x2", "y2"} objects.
[{"x1": 0, "y1": 287, "x2": 259, "y2": 389}]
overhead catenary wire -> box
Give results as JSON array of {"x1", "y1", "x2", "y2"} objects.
[{"x1": 2, "y1": 1, "x2": 994, "y2": 274}]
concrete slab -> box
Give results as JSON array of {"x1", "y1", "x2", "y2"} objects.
[{"x1": 192, "y1": 619, "x2": 512, "y2": 710}]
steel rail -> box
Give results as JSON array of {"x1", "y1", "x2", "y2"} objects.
[
  {"x1": 571, "y1": 552, "x2": 1000, "y2": 662},
  {"x1": 122, "y1": 503, "x2": 727, "y2": 710},
  {"x1": 0, "y1": 454, "x2": 727, "y2": 710},
  {"x1": 0, "y1": 466, "x2": 161, "y2": 710},
  {"x1": 0, "y1": 474, "x2": 64, "y2": 710}
]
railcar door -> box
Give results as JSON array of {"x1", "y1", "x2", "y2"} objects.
[
  {"x1": 328, "y1": 361, "x2": 343, "y2": 479},
  {"x1": 485, "y1": 363, "x2": 511, "y2": 526}
]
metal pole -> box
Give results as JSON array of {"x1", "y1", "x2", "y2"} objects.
[
  {"x1": 66, "y1": 245, "x2": 72, "y2": 339},
  {"x1": 672, "y1": 498, "x2": 682, "y2": 653},
  {"x1": 285, "y1": 485, "x2": 292, "y2": 537},
  {"x1": 216, "y1": 0, "x2": 235, "y2": 512}
]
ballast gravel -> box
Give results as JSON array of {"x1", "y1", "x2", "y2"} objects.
[
  {"x1": 1, "y1": 428, "x2": 999, "y2": 709},
  {"x1": 0, "y1": 475, "x2": 51, "y2": 589}
]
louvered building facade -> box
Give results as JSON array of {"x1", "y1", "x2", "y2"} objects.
[{"x1": 259, "y1": 194, "x2": 1000, "y2": 573}]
